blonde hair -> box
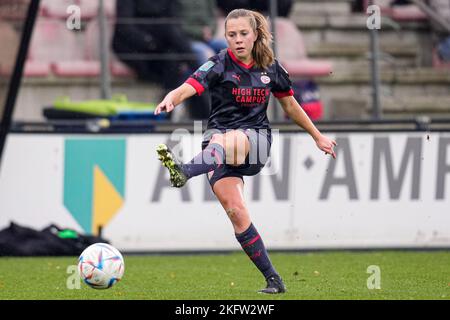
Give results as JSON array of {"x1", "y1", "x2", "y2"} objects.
[{"x1": 225, "y1": 9, "x2": 274, "y2": 69}]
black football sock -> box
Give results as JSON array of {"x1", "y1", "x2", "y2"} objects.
[
  {"x1": 235, "y1": 223, "x2": 278, "y2": 280},
  {"x1": 181, "y1": 143, "x2": 225, "y2": 179}
]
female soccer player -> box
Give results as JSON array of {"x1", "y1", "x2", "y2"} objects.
[{"x1": 154, "y1": 9, "x2": 337, "y2": 294}]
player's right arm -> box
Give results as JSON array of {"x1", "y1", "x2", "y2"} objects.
[
  {"x1": 278, "y1": 95, "x2": 337, "y2": 159},
  {"x1": 154, "y1": 83, "x2": 196, "y2": 115}
]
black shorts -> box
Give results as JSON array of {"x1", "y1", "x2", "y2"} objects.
[{"x1": 201, "y1": 128, "x2": 272, "y2": 188}]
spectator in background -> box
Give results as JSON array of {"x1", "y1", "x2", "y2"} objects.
[
  {"x1": 350, "y1": 0, "x2": 365, "y2": 12},
  {"x1": 215, "y1": 0, "x2": 248, "y2": 15},
  {"x1": 112, "y1": 0, "x2": 210, "y2": 119},
  {"x1": 216, "y1": 0, "x2": 293, "y2": 17},
  {"x1": 429, "y1": 0, "x2": 450, "y2": 62},
  {"x1": 179, "y1": 0, "x2": 227, "y2": 65}
]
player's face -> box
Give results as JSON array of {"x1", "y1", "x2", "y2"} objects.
[{"x1": 225, "y1": 17, "x2": 257, "y2": 63}]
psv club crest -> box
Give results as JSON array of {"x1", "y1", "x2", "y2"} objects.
[{"x1": 260, "y1": 72, "x2": 270, "y2": 84}]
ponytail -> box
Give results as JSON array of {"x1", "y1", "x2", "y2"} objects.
[{"x1": 225, "y1": 9, "x2": 275, "y2": 69}]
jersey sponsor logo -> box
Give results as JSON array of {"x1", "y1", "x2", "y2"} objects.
[
  {"x1": 198, "y1": 60, "x2": 215, "y2": 72},
  {"x1": 260, "y1": 75, "x2": 271, "y2": 84},
  {"x1": 231, "y1": 87, "x2": 270, "y2": 106}
]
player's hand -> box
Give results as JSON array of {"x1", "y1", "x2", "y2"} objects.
[
  {"x1": 315, "y1": 134, "x2": 337, "y2": 159},
  {"x1": 154, "y1": 96, "x2": 175, "y2": 115}
]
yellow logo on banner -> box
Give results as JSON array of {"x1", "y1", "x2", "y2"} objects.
[{"x1": 92, "y1": 165, "x2": 124, "y2": 235}]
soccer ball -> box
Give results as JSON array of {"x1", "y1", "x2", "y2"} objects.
[{"x1": 78, "y1": 243, "x2": 125, "y2": 289}]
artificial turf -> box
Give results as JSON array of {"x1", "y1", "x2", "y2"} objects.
[{"x1": 0, "y1": 251, "x2": 449, "y2": 300}]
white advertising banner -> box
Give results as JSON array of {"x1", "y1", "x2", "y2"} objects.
[{"x1": 0, "y1": 132, "x2": 449, "y2": 251}]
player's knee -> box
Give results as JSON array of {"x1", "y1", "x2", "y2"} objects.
[
  {"x1": 210, "y1": 134, "x2": 224, "y2": 146},
  {"x1": 224, "y1": 201, "x2": 246, "y2": 223}
]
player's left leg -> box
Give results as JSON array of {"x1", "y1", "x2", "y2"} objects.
[
  {"x1": 212, "y1": 176, "x2": 286, "y2": 294},
  {"x1": 156, "y1": 129, "x2": 249, "y2": 187},
  {"x1": 156, "y1": 144, "x2": 188, "y2": 187},
  {"x1": 156, "y1": 133, "x2": 227, "y2": 187}
]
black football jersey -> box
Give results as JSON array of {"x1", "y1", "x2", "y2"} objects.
[{"x1": 185, "y1": 48, "x2": 293, "y2": 131}]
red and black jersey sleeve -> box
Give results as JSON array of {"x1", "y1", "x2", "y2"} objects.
[
  {"x1": 271, "y1": 60, "x2": 294, "y2": 99},
  {"x1": 185, "y1": 56, "x2": 223, "y2": 96}
]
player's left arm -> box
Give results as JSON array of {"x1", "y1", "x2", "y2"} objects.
[{"x1": 278, "y1": 95, "x2": 337, "y2": 159}]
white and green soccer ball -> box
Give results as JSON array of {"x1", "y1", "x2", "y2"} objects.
[{"x1": 78, "y1": 243, "x2": 125, "y2": 289}]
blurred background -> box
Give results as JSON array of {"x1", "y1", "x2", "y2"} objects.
[{"x1": 2, "y1": 0, "x2": 449, "y2": 124}]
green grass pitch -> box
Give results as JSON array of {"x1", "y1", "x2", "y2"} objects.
[{"x1": 0, "y1": 251, "x2": 449, "y2": 300}]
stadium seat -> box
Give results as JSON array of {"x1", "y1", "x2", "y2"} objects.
[
  {"x1": 24, "y1": 61, "x2": 52, "y2": 77},
  {"x1": 390, "y1": 4, "x2": 427, "y2": 21},
  {"x1": 0, "y1": 21, "x2": 20, "y2": 76},
  {"x1": 41, "y1": 0, "x2": 115, "y2": 20},
  {"x1": 281, "y1": 60, "x2": 333, "y2": 77},
  {"x1": 28, "y1": 18, "x2": 100, "y2": 77},
  {"x1": 369, "y1": 0, "x2": 394, "y2": 15},
  {"x1": 40, "y1": 0, "x2": 77, "y2": 19},
  {"x1": 365, "y1": 1, "x2": 427, "y2": 22},
  {"x1": 75, "y1": 0, "x2": 98, "y2": 19},
  {"x1": 275, "y1": 18, "x2": 333, "y2": 77},
  {"x1": 51, "y1": 61, "x2": 100, "y2": 77},
  {"x1": 85, "y1": 19, "x2": 135, "y2": 78},
  {"x1": 104, "y1": 0, "x2": 117, "y2": 18}
]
